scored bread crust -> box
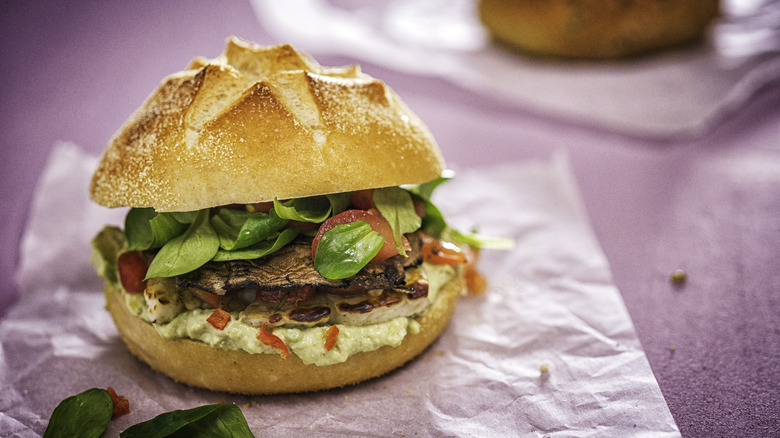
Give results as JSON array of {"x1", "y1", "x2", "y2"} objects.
[
  {"x1": 90, "y1": 36, "x2": 445, "y2": 212},
  {"x1": 478, "y1": 0, "x2": 720, "y2": 59},
  {"x1": 104, "y1": 271, "x2": 464, "y2": 395}
]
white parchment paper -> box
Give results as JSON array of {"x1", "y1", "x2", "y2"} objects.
[
  {"x1": 2, "y1": 143, "x2": 680, "y2": 437},
  {"x1": 251, "y1": 0, "x2": 780, "y2": 138}
]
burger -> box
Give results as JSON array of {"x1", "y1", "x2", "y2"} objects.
[{"x1": 90, "y1": 36, "x2": 498, "y2": 395}]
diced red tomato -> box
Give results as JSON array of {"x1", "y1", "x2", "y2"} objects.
[
  {"x1": 106, "y1": 387, "x2": 130, "y2": 419},
  {"x1": 420, "y1": 233, "x2": 467, "y2": 266},
  {"x1": 206, "y1": 308, "x2": 231, "y2": 330},
  {"x1": 311, "y1": 209, "x2": 410, "y2": 265},
  {"x1": 350, "y1": 189, "x2": 375, "y2": 210},
  {"x1": 324, "y1": 325, "x2": 339, "y2": 351},
  {"x1": 117, "y1": 251, "x2": 149, "y2": 294},
  {"x1": 257, "y1": 324, "x2": 290, "y2": 358},
  {"x1": 191, "y1": 289, "x2": 224, "y2": 308}
]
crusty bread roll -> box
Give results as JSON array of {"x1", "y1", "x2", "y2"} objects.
[
  {"x1": 478, "y1": 0, "x2": 720, "y2": 59},
  {"x1": 90, "y1": 36, "x2": 444, "y2": 212},
  {"x1": 104, "y1": 271, "x2": 464, "y2": 395}
]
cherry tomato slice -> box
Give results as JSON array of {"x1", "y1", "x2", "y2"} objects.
[
  {"x1": 311, "y1": 209, "x2": 410, "y2": 265},
  {"x1": 350, "y1": 189, "x2": 376, "y2": 210}
]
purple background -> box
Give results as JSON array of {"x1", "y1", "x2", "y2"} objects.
[{"x1": 2, "y1": 1, "x2": 778, "y2": 436}]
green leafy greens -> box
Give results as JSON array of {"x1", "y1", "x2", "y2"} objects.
[
  {"x1": 44, "y1": 388, "x2": 254, "y2": 438},
  {"x1": 212, "y1": 228, "x2": 299, "y2": 262},
  {"x1": 313, "y1": 221, "x2": 385, "y2": 279},
  {"x1": 118, "y1": 171, "x2": 511, "y2": 281},
  {"x1": 44, "y1": 388, "x2": 113, "y2": 438},
  {"x1": 120, "y1": 403, "x2": 254, "y2": 438},
  {"x1": 211, "y1": 208, "x2": 288, "y2": 251},
  {"x1": 373, "y1": 187, "x2": 421, "y2": 256},
  {"x1": 145, "y1": 209, "x2": 219, "y2": 279}
]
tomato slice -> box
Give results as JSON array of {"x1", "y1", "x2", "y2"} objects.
[
  {"x1": 311, "y1": 209, "x2": 409, "y2": 265},
  {"x1": 350, "y1": 189, "x2": 375, "y2": 210},
  {"x1": 117, "y1": 251, "x2": 149, "y2": 294},
  {"x1": 324, "y1": 325, "x2": 339, "y2": 351},
  {"x1": 257, "y1": 324, "x2": 290, "y2": 358}
]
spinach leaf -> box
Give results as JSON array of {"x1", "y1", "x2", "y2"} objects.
[
  {"x1": 170, "y1": 211, "x2": 198, "y2": 224},
  {"x1": 373, "y1": 187, "x2": 421, "y2": 256},
  {"x1": 125, "y1": 208, "x2": 187, "y2": 250},
  {"x1": 212, "y1": 228, "x2": 299, "y2": 262},
  {"x1": 326, "y1": 192, "x2": 351, "y2": 216},
  {"x1": 211, "y1": 208, "x2": 288, "y2": 251},
  {"x1": 273, "y1": 196, "x2": 332, "y2": 223},
  {"x1": 149, "y1": 213, "x2": 188, "y2": 246},
  {"x1": 145, "y1": 209, "x2": 219, "y2": 279},
  {"x1": 124, "y1": 208, "x2": 156, "y2": 250},
  {"x1": 407, "y1": 170, "x2": 454, "y2": 201},
  {"x1": 314, "y1": 221, "x2": 384, "y2": 279},
  {"x1": 43, "y1": 388, "x2": 113, "y2": 438},
  {"x1": 119, "y1": 403, "x2": 253, "y2": 438},
  {"x1": 420, "y1": 200, "x2": 448, "y2": 238}
]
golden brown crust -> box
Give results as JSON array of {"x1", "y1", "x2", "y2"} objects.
[
  {"x1": 478, "y1": 0, "x2": 720, "y2": 59},
  {"x1": 90, "y1": 36, "x2": 444, "y2": 212},
  {"x1": 104, "y1": 273, "x2": 464, "y2": 395}
]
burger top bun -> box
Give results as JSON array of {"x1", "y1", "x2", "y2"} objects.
[{"x1": 90, "y1": 36, "x2": 445, "y2": 212}]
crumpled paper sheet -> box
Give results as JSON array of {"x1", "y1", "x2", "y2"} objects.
[
  {"x1": 2, "y1": 142, "x2": 680, "y2": 437},
  {"x1": 251, "y1": 0, "x2": 780, "y2": 138}
]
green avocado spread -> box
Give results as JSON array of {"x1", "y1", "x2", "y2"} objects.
[{"x1": 92, "y1": 226, "x2": 456, "y2": 366}]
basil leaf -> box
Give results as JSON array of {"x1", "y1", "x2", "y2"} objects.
[
  {"x1": 326, "y1": 192, "x2": 351, "y2": 215},
  {"x1": 211, "y1": 209, "x2": 288, "y2": 251},
  {"x1": 145, "y1": 209, "x2": 219, "y2": 279},
  {"x1": 420, "y1": 200, "x2": 448, "y2": 239},
  {"x1": 373, "y1": 187, "x2": 421, "y2": 256},
  {"x1": 407, "y1": 170, "x2": 455, "y2": 201},
  {"x1": 44, "y1": 388, "x2": 113, "y2": 438},
  {"x1": 125, "y1": 208, "x2": 188, "y2": 250},
  {"x1": 119, "y1": 403, "x2": 253, "y2": 438},
  {"x1": 314, "y1": 221, "x2": 384, "y2": 279},
  {"x1": 124, "y1": 208, "x2": 156, "y2": 250},
  {"x1": 171, "y1": 211, "x2": 198, "y2": 224},
  {"x1": 149, "y1": 213, "x2": 187, "y2": 246},
  {"x1": 212, "y1": 228, "x2": 299, "y2": 261},
  {"x1": 273, "y1": 196, "x2": 331, "y2": 223}
]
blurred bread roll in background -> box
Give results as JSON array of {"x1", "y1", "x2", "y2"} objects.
[{"x1": 478, "y1": 0, "x2": 720, "y2": 59}]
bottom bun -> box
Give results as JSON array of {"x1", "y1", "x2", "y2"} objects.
[{"x1": 105, "y1": 273, "x2": 464, "y2": 395}]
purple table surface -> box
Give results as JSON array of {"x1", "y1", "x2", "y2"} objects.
[{"x1": 2, "y1": 1, "x2": 778, "y2": 436}]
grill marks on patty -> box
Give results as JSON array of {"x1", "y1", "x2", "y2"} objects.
[
  {"x1": 177, "y1": 234, "x2": 423, "y2": 300},
  {"x1": 175, "y1": 233, "x2": 430, "y2": 328}
]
